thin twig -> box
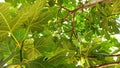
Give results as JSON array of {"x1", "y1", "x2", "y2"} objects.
[
  {"x1": 71, "y1": 0, "x2": 113, "y2": 13},
  {"x1": 20, "y1": 40, "x2": 24, "y2": 68},
  {"x1": 87, "y1": 54, "x2": 120, "y2": 58},
  {"x1": 61, "y1": 12, "x2": 71, "y2": 22},
  {"x1": 60, "y1": 0, "x2": 113, "y2": 23},
  {"x1": 70, "y1": 13, "x2": 75, "y2": 41},
  {"x1": 0, "y1": 52, "x2": 16, "y2": 68},
  {"x1": 60, "y1": 0, "x2": 113, "y2": 14},
  {"x1": 59, "y1": 6, "x2": 71, "y2": 12},
  {"x1": 90, "y1": 61, "x2": 120, "y2": 68}
]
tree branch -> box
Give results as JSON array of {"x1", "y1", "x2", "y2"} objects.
[
  {"x1": 87, "y1": 54, "x2": 120, "y2": 68},
  {"x1": 88, "y1": 54, "x2": 120, "y2": 58},
  {"x1": 59, "y1": 6, "x2": 71, "y2": 12},
  {"x1": 71, "y1": 0, "x2": 113, "y2": 13},
  {"x1": 75, "y1": 54, "x2": 120, "y2": 68},
  {"x1": 0, "y1": 51, "x2": 16, "y2": 68},
  {"x1": 70, "y1": 13, "x2": 75, "y2": 41},
  {"x1": 60, "y1": 0, "x2": 113, "y2": 22},
  {"x1": 90, "y1": 61, "x2": 120, "y2": 68}
]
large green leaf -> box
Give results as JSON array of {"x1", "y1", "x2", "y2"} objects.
[
  {"x1": 48, "y1": 0, "x2": 55, "y2": 7},
  {"x1": 57, "y1": 64, "x2": 76, "y2": 68},
  {"x1": 13, "y1": 28, "x2": 26, "y2": 41},
  {"x1": 0, "y1": 37, "x2": 17, "y2": 67},
  {"x1": 25, "y1": 48, "x2": 42, "y2": 61},
  {"x1": 0, "y1": 0, "x2": 52, "y2": 40},
  {"x1": 58, "y1": 0, "x2": 63, "y2": 5},
  {"x1": 1, "y1": 0, "x2": 120, "y2": 68},
  {"x1": 34, "y1": 36, "x2": 57, "y2": 53},
  {"x1": 25, "y1": 57, "x2": 55, "y2": 68}
]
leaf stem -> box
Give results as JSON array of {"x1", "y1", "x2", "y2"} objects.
[
  {"x1": 0, "y1": 51, "x2": 16, "y2": 68},
  {"x1": 20, "y1": 40, "x2": 24, "y2": 68},
  {"x1": 90, "y1": 61, "x2": 120, "y2": 68},
  {"x1": 11, "y1": 33, "x2": 21, "y2": 47},
  {"x1": 0, "y1": 12, "x2": 11, "y2": 31},
  {"x1": 70, "y1": 13, "x2": 75, "y2": 41}
]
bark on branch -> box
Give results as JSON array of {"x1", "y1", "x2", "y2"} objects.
[
  {"x1": 90, "y1": 61, "x2": 120, "y2": 68},
  {"x1": 88, "y1": 54, "x2": 120, "y2": 68},
  {"x1": 60, "y1": 0, "x2": 113, "y2": 22},
  {"x1": 88, "y1": 54, "x2": 120, "y2": 58},
  {"x1": 71, "y1": 0, "x2": 113, "y2": 13}
]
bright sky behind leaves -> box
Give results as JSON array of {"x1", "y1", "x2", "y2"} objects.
[{"x1": 0, "y1": 0, "x2": 4, "y2": 2}]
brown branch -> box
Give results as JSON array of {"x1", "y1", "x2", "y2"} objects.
[
  {"x1": 88, "y1": 54, "x2": 120, "y2": 58},
  {"x1": 61, "y1": 12, "x2": 71, "y2": 22},
  {"x1": 107, "y1": 54, "x2": 120, "y2": 57},
  {"x1": 60, "y1": 0, "x2": 113, "y2": 13},
  {"x1": 59, "y1": 0, "x2": 113, "y2": 42},
  {"x1": 86, "y1": 54, "x2": 120, "y2": 68},
  {"x1": 75, "y1": 54, "x2": 120, "y2": 68},
  {"x1": 20, "y1": 40, "x2": 24, "y2": 68},
  {"x1": 58, "y1": 6, "x2": 72, "y2": 22},
  {"x1": 20, "y1": 41, "x2": 24, "y2": 63},
  {"x1": 90, "y1": 61, "x2": 120, "y2": 68},
  {"x1": 60, "y1": 0, "x2": 113, "y2": 22},
  {"x1": 70, "y1": 13, "x2": 75, "y2": 41},
  {"x1": 71, "y1": 0, "x2": 113, "y2": 13},
  {"x1": 59, "y1": 6, "x2": 71, "y2": 12}
]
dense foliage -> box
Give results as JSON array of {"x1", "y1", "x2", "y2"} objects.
[{"x1": 0, "y1": 0, "x2": 120, "y2": 68}]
